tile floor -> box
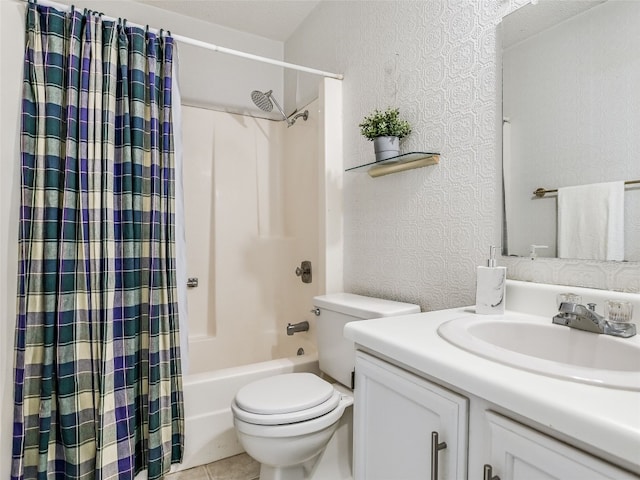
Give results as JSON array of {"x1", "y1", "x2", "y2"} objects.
[{"x1": 165, "y1": 453, "x2": 259, "y2": 480}]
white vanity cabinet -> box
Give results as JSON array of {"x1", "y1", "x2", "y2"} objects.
[
  {"x1": 484, "y1": 412, "x2": 639, "y2": 480},
  {"x1": 353, "y1": 351, "x2": 468, "y2": 480},
  {"x1": 354, "y1": 351, "x2": 639, "y2": 480}
]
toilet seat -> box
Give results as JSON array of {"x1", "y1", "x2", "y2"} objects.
[{"x1": 232, "y1": 373, "x2": 341, "y2": 426}]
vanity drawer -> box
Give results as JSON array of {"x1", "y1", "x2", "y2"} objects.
[{"x1": 484, "y1": 411, "x2": 639, "y2": 480}]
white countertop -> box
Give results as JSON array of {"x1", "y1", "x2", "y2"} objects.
[{"x1": 344, "y1": 306, "x2": 640, "y2": 473}]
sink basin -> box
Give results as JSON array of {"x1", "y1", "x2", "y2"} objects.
[{"x1": 438, "y1": 313, "x2": 640, "y2": 391}]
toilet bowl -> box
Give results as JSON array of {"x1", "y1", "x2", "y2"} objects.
[
  {"x1": 232, "y1": 373, "x2": 353, "y2": 480},
  {"x1": 231, "y1": 294, "x2": 420, "y2": 480}
]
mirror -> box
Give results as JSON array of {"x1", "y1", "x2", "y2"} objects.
[{"x1": 501, "y1": 0, "x2": 640, "y2": 262}]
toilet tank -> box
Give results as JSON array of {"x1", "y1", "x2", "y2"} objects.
[{"x1": 312, "y1": 293, "x2": 420, "y2": 388}]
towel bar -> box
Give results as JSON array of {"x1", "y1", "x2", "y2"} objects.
[{"x1": 533, "y1": 179, "x2": 640, "y2": 198}]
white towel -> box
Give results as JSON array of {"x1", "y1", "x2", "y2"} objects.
[{"x1": 557, "y1": 181, "x2": 625, "y2": 261}]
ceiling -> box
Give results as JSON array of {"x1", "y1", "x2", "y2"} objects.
[
  {"x1": 138, "y1": 0, "x2": 605, "y2": 47},
  {"x1": 502, "y1": 0, "x2": 605, "y2": 48},
  {"x1": 135, "y1": 0, "x2": 321, "y2": 42}
]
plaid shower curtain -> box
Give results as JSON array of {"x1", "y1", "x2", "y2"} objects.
[{"x1": 13, "y1": 3, "x2": 184, "y2": 479}]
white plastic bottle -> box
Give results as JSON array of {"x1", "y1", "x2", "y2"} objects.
[{"x1": 475, "y1": 246, "x2": 506, "y2": 315}]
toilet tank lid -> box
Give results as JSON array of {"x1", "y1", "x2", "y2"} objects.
[{"x1": 313, "y1": 293, "x2": 420, "y2": 319}]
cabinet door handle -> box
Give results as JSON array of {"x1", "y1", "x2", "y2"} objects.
[
  {"x1": 430, "y1": 431, "x2": 447, "y2": 480},
  {"x1": 483, "y1": 464, "x2": 500, "y2": 480}
]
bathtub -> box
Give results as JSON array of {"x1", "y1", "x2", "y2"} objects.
[{"x1": 173, "y1": 349, "x2": 320, "y2": 471}]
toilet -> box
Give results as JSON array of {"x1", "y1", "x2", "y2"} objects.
[{"x1": 231, "y1": 293, "x2": 420, "y2": 480}]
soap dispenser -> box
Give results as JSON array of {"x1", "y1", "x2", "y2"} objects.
[{"x1": 475, "y1": 245, "x2": 506, "y2": 315}]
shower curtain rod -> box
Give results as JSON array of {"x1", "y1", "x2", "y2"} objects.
[
  {"x1": 21, "y1": 0, "x2": 345, "y2": 80},
  {"x1": 171, "y1": 32, "x2": 343, "y2": 80}
]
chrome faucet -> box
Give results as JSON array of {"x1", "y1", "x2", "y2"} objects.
[
  {"x1": 553, "y1": 302, "x2": 636, "y2": 338},
  {"x1": 286, "y1": 321, "x2": 309, "y2": 336},
  {"x1": 553, "y1": 302, "x2": 604, "y2": 333}
]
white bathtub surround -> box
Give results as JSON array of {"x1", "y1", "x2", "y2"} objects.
[
  {"x1": 180, "y1": 78, "x2": 344, "y2": 375},
  {"x1": 344, "y1": 280, "x2": 640, "y2": 476},
  {"x1": 181, "y1": 103, "x2": 320, "y2": 372}
]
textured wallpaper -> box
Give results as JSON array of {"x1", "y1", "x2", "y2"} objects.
[{"x1": 285, "y1": 0, "x2": 639, "y2": 311}]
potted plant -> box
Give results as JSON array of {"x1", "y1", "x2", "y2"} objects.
[{"x1": 359, "y1": 107, "x2": 412, "y2": 161}]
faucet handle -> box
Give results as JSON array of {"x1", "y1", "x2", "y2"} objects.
[
  {"x1": 556, "y1": 293, "x2": 582, "y2": 308},
  {"x1": 587, "y1": 303, "x2": 597, "y2": 312},
  {"x1": 605, "y1": 300, "x2": 634, "y2": 323},
  {"x1": 558, "y1": 302, "x2": 578, "y2": 314}
]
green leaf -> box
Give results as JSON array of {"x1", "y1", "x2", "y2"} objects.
[{"x1": 359, "y1": 107, "x2": 412, "y2": 140}]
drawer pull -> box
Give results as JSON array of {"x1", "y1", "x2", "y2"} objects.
[
  {"x1": 483, "y1": 464, "x2": 500, "y2": 480},
  {"x1": 430, "y1": 431, "x2": 447, "y2": 480}
]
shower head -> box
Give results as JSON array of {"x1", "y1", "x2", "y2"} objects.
[
  {"x1": 251, "y1": 89, "x2": 287, "y2": 122},
  {"x1": 250, "y1": 89, "x2": 309, "y2": 127},
  {"x1": 251, "y1": 90, "x2": 274, "y2": 113}
]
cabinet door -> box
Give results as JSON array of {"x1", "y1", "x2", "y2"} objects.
[
  {"x1": 354, "y1": 351, "x2": 468, "y2": 480},
  {"x1": 485, "y1": 412, "x2": 639, "y2": 480}
]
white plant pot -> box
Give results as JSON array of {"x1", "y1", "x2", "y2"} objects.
[{"x1": 373, "y1": 136, "x2": 400, "y2": 162}]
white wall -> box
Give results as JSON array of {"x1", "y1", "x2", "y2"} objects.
[
  {"x1": 285, "y1": 0, "x2": 639, "y2": 305},
  {"x1": 503, "y1": 1, "x2": 640, "y2": 261}
]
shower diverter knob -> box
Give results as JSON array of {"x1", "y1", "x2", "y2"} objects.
[{"x1": 295, "y1": 261, "x2": 312, "y2": 283}]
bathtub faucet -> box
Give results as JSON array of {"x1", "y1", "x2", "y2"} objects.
[{"x1": 287, "y1": 321, "x2": 309, "y2": 336}]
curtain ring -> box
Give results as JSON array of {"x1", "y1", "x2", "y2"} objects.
[
  {"x1": 70, "y1": 4, "x2": 75, "y2": 12},
  {"x1": 167, "y1": 30, "x2": 171, "y2": 37}
]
